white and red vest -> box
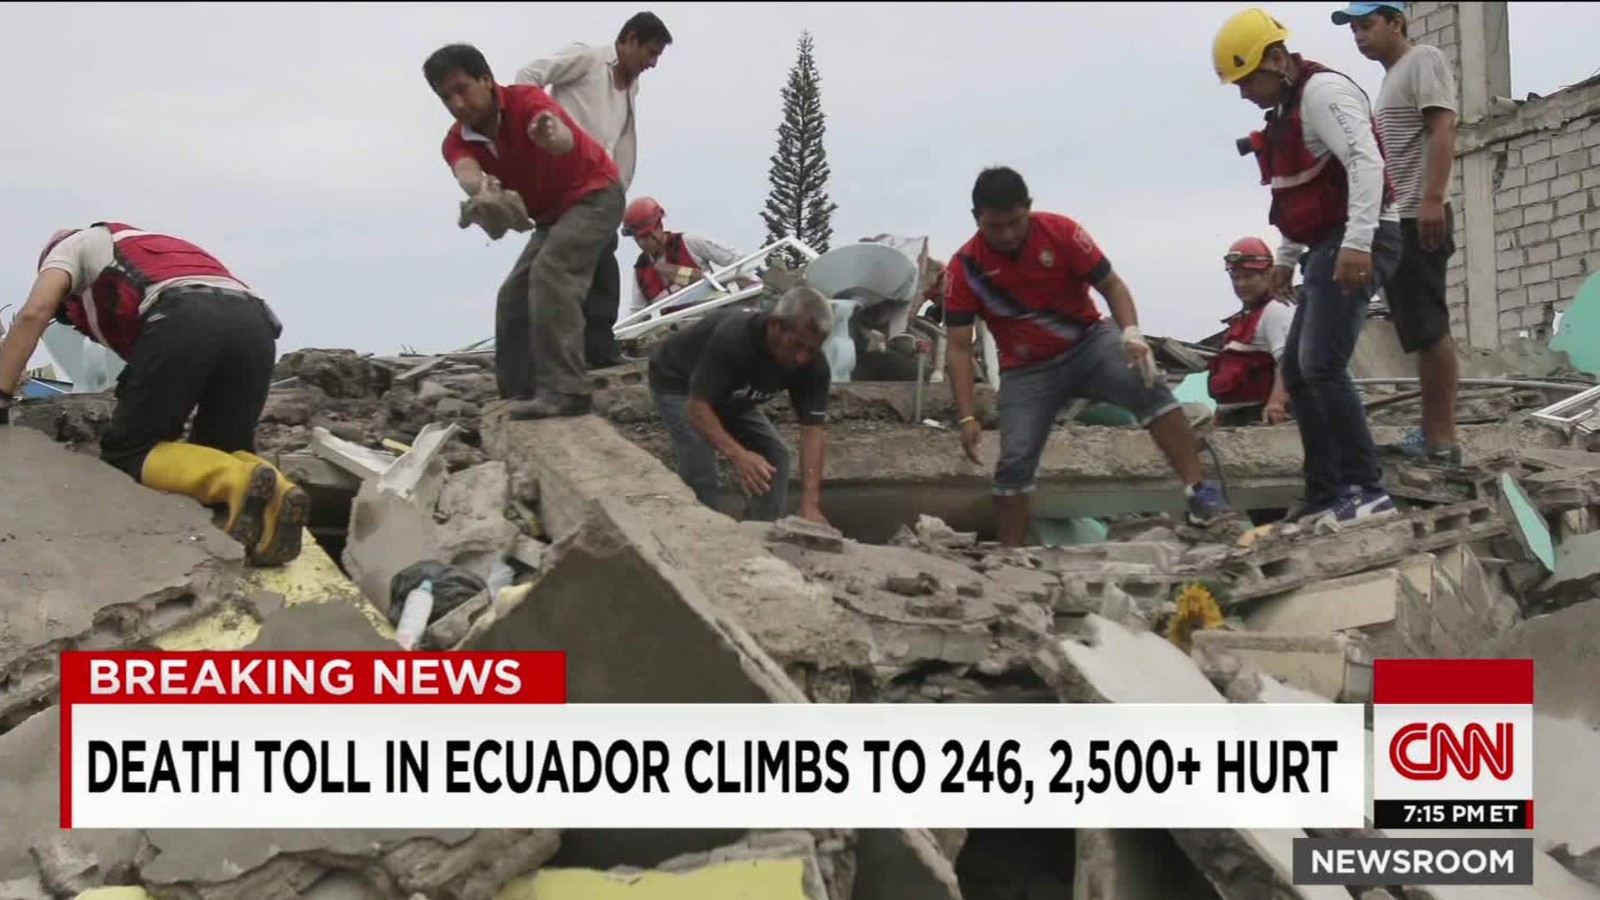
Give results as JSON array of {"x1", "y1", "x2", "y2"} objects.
[
  {"x1": 1207, "y1": 302, "x2": 1279, "y2": 404},
  {"x1": 634, "y1": 232, "x2": 702, "y2": 313},
  {"x1": 1249, "y1": 57, "x2": 1396, "y2": 246},
  {"x1": 54, "y1": 222, "x2": 246, "y2": 359}
]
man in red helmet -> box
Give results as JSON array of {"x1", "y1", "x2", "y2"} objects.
[
  {"x1": 0, "y1": 224, "x2": 310, "y2": 567},
  {"x1": 1208, "y1": 237, "x2": 1294, "y2": 425},
  {"x1": 622, "y1": 196, "x2": 747, "y2": 317}
]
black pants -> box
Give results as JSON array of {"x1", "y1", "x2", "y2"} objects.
[
  {"x1": 583, "y1": 233, "x2": 622, "y2": 369},
  {"x1": 100, "y1": 287, "x2": 280, "y2": 478}
]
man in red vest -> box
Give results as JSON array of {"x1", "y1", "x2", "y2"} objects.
[
  {"x1": 943, "y1": 167, "x2": 1237, "y2": 547},
  {"x1": 426, "y1": 43, "x2": 625, "y2": 419},
  {"x1": 1214, "y1": 8, "x2": 1404, "y2": 528},
  {"x1": 622, "y1": 197, "x2": 748, "y2": 317},
  {"x1": 1208, "y1": 236, "x2": 1294, "y2": 425},
  {"x1": 0, "y1": 224, "x2": 309, "y2": 566}
]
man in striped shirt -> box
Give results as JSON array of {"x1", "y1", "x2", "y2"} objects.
[{"x1": 1337, "y1": 1, "x2": 1462, "y2": 465}]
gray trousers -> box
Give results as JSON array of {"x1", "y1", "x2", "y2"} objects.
[{"x1": 494, "y1": 182, "x2": 626, "y2": 399}]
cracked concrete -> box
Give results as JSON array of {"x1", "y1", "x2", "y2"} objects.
[{"x1": 0, "y1": 427, "x2": 243, "y2": 729}]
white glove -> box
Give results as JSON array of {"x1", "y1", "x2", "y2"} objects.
[
  {"x1": 1121, "y1": 325, "x2": 1159, "y2": 388},
  {"x1": 458, "y1": 183, "x2": 533, "y2": 240}
]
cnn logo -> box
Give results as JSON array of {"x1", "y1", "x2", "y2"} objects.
[{"x1": 1388, "y1": 722, "x2": 1514, "y2": 781}]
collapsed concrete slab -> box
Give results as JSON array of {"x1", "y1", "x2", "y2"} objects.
[
  {"x1": 1072, "y1": 829, "x2": 1221, "y2": 899},
  {"x1": 473, "y1": 413, "x2": 963, "y2": 900},
  {"x1": 499, "y1": 830, "x2": 834, "y2": 900},
  {"x1": 0, "y1": 428, "x2": 245, "y2": 729},
  {"x1": 1189, "y1": 631, "x2": 1366, "y2": 702}
]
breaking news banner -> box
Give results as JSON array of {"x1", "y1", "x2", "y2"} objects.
[
  {"x1": 1291, "y1": 658, "x2": 1538, "y2": 888},
  {"x1": 61, "y1": 650, "x2": 1371, "y2": 831}
]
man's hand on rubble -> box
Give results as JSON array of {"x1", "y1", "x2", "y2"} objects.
[
  {"x1": 1262, "y1": 399, "x2": 1289, "y2": 425},
  {"x1": 959, "y1": 417, "x2": 983, "y2": 465},
  {"x1": 1120, "y1": 325, "x2": 1158, "y2": 388},
  {"x1": 732, "y1": 449, "x2": 775, "y2": 497}
]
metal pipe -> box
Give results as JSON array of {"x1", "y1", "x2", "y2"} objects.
[{"x1": 1353, "y1": 377, "x2": 1595, "y2": 392}]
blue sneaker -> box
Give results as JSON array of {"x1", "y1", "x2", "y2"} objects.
[
  {"x1": 1380, "y1": 427, "x2": 1463, "y2": 465},
  {"x1": 1185, "y1": 480, "x2": 1236, "y2": 527},
  {"x1": 1306, "y1": 485, "x2": 1398, "y2": 528}
]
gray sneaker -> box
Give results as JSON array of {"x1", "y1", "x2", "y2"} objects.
[{"x1": 1380, "y1": 427, "x2": 1463, "y2": 466}]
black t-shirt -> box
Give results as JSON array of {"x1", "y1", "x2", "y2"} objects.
[{"x1": 648, "y1": 309, "x2": 831, "y2": 425}]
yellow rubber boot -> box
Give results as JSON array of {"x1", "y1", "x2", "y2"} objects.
[
  {"x1": 231, "y1": 450, "x2": 312, "y2": 567},
  {"x1": 139, "y1": 441, "x2": 277, "y2": 552}
]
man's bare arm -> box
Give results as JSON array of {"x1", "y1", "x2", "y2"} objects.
[
  {"x1": 797, "y1": 424, "x2": 826, "y2": 514},
  {"x1": 946, "y1": 325, "x2": 978, "y2": 420},
  {"x1": 0, "y1": 269, "x2": 72, "y2": 399},
  {"x1": 687, "y1": 394, "x2": 749, "y2": 459},
  {"x1": 1093, "y1": 270, "x2": 1140, "y2": 330}
]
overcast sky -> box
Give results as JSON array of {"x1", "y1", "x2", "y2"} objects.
[{"x1": 4, "y1": 2, "x2": 1597, "y2": 369}]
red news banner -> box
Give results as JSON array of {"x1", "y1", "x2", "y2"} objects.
[{"x1": 59, "y1": 650, "x2": 565, "y2": 828}]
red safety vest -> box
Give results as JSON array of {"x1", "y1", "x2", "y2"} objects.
[
  {"x1": 1207, "y1": 302, "x2": 1279, "y2": 405},
  {"x1": 634, "y1": 233, "x2": 702, "y2": 312},
  {"x1": 1250, "y1": 56, "x2": 1396, "y2": 246},
  {"x1": 55, "y1": 222, "x2": 246, "y2": 359}
]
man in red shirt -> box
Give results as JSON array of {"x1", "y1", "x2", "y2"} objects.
[
  {"x1": 944, "y1": 167, "x2": 1235, "y2": 546},
  {"x1": 425, "y1": 43, "x2": 625, "y2": 419}
]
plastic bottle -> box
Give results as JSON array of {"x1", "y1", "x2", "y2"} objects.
[{"x1": 394, "y1": 579, "x2": 435, "y2": 650}]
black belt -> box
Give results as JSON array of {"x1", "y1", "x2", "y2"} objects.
[{"x1": 149, "y1": 285, "x2": 283, "y2": 339}]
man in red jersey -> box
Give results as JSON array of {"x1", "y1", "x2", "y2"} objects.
[
  {"x1": 943, "y1": 167, "x2": 1235, "y2": 546},
  {"x1": 425, "y1": 43, "x2": 625, "y2": 419}
]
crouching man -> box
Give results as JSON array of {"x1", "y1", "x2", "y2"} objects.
[
  {"x1": 944, "y1": 167, "x2": 1236, "y2": 546},
  {"x1": 0, "y1": 224, "x2": 309, "y2": 566},
  {"x1": 647, "y1": 285, "x2": 834, "y2": 524}
]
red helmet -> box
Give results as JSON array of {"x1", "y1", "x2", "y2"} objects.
[
  {"x1": 39, "y1": 228, "x2": 79, "y2": 270},
  {"x1": 1224, "y1": 236, "x2": 1274, "y2": 271},
  {"x1": 621, "y1": 197, "x2": 665, "y2": 237}
]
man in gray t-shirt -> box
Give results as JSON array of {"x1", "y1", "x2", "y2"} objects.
[{"x1": 1335, "y1": 0, "x2": 1463, "y2": 465}]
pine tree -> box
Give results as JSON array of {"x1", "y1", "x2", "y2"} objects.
[{"x1": 761, "y1": 31, "x2": 838, "y2": 265}]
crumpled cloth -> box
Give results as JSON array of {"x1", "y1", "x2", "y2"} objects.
[{"x1": 458, "y1": 186, "x2": 533, "y2": 240}]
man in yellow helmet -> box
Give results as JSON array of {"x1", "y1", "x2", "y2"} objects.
[{"x1": 1213, "y1": 7, "x2": 1403, "y2": 529}]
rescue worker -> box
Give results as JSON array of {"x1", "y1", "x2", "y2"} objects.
[
  {"x1": 425, "y1": 43, "x2": 625, "y2": 418},
  {"x1": 1214, "y1": 8, "x2": 1404, "y2": 527},
  {"x1": 621, "y1": 196, "x2": 747, "y2": 317},
  {"x1": 516, "y1": 12, "x2": 674, "y2": 369},
  {"x1": 1336, "y1": 0, "x2": 1463, "y2": 464},
  {"x1": 943, "y1": 166, "x2": 1236, "y2": 547},
  {"x1": 1208, "y1": 237, "x2": 1294, "y2": 426},
  {"x1": 0, "y1": 224, "x2": 309, "y2": 566},
  {"x1": 646, "y1": 285, "x2": 834, "y2": 525}
]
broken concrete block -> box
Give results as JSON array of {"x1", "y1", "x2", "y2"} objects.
[
  {"x1": 432, "y1": 461, "x2": 520, "y2": 580},
  {"x1": 1189, "y1": 630, "x2": 1368, "y2": 702},
  {"x1": 0, "y1": 428, "x2": 244, "y2": 729},
  {"x1": 1502, "y1": 471, "x2": 1557, "y2": 570},
  {"x1": 1073, "y1": 829, "x2": 1219, "y2": 899},
  {"x1": 770, "y1": 515, "x2": 846, "y2": 553},
  {"x1": 1034, "y1": 614, "x2": 1223, "y2": 703},
  {"x1": 310, "y1": 426, "x2": 398, "y2": 481},
  {"x1": 1244, "y1": 566, "x2": 1408, "y2": 634},
  {"x1": 1537, "y1": 531, "x2": 1600, "y2": 605},
  {"x1": 912, "y1": 515, "x2": 975, "y2": 550}
]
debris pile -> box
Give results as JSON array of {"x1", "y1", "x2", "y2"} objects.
[{"x1": 6, "y1": 307, "x2": 1600, "y2": 899}]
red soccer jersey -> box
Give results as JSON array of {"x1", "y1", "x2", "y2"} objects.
[
  {"x1": 442, "y1": 84, "x2": 619, "y2": 225},
  {"x1": 943, "y1": 212, "x2": 1111, "y2": 370}
]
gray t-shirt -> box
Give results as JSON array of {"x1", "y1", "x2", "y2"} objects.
[{"x1": 1375, "y1": 44, "x2": 1459, "y2": 218}]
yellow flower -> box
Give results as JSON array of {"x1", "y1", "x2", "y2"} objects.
[{"x1": 1166, "y1": 581, "x2": 1224, "y2": 651}]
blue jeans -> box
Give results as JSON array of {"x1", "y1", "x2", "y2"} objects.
[
  {"x1": 994, "y1": 320, "x2": 1181, "y2": 496},
  {"x1": 1282, "y1": 221, "x2": 1403, "y2": 506},
  {"x1": 651, "y1": 388, "x2": 793, "y2": 520}
]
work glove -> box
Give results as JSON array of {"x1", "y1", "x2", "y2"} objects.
[
  {"x1": 1121, "y1": 325, "x2": 1159, "y2": 388},
  {"x1": 458, "y1": 181, "x2": 533, "y2": 240}
]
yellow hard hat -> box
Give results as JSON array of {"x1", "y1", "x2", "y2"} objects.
[{"x1": 1213, "y1": 8, "x2": 1291, "y2": 84}]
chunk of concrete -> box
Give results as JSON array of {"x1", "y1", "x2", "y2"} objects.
[
  {"x1": 432, "y1": 461, "x2": 520, "y2": 580},
  {"x1": 1244, "y1": 567, "x2": 1408, "y2": 634},
  {"x1": 0, "y1": 427, "x2": 243, "y2": 727},
  {"x1": 478, "y1": 415, "x2": 960, "y2": 900},
  {"x1": 1190, "y1": 631, "x2": 1368, "y2": 702},
  {"x1": 1538, "y1": 532, "x2": 1600, "y2": 604},
  {"x1": 1034, "y1": 614, "x2": 1222, "y2": 703},
  {"x1": 1073, "y1": 829, "x2": 1220, "y2": 899},
  {"x1": 309, "y1": 426, "x2": 398, "y2": 481}
]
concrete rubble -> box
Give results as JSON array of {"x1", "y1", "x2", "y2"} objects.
[{"x1": 5, "y1": 314, "x2": 1600, "y2": 900}]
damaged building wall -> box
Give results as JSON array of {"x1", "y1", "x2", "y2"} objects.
[{"x1": 1405, "y1": 1, "x2": 1600, "y2": 346}]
